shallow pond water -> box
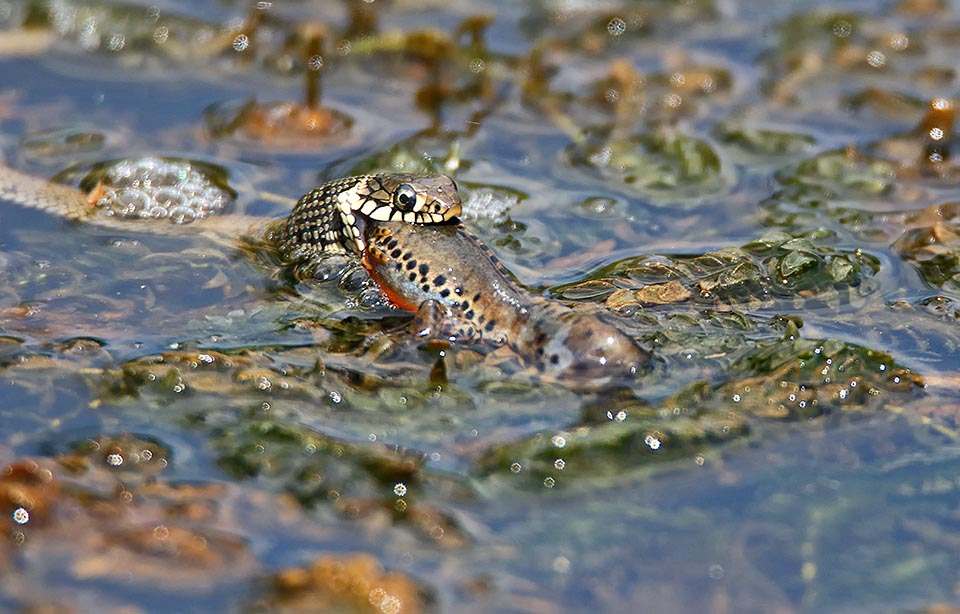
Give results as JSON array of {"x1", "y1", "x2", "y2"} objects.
[{"x1": 1, "y1": 0, "x2": 960, "y2": 612}]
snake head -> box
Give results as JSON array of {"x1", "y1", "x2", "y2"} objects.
[{"x1": 372, "y1": 174, "x2": 462, "y2": 223}]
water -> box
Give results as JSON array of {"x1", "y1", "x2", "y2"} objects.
[{"x1": 1, "y1": 0, "x2": 959, "y2": 612}]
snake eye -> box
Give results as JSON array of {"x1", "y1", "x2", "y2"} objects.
[{"x1": 394, "y1": 184, "x2": 418, "y2": 212}]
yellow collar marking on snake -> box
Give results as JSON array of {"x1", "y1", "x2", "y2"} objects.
[{"x1": 280, "y1": 173, "x2": 462, "y2": 259}]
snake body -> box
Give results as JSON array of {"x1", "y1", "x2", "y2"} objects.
[
  {"x1": 0, "y1": 164, "x2": 460, "y2": 249},
  {"x1": 0, "y1": 162, "x2": 266, "y2": 240},
  {"x1": 0, "y1": 163, "x2": 102, "y2": 220}
]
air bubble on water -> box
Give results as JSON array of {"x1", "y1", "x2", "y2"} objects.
[
  {"x1": 588, "y1": 147, "x2": 613, "y2": 167},
  {"x1": 461, "y1": 188, "x2": 518, "y2": 221},
  {"x1": 107, "y1": 33, "x2": 125, "y2": 51},
  {"x1": 12, "y1": 507, "x2": 29, "y2": 525},
  {"x1": 607, "y1": 17, "x2": 626, "y2": 36},
  {"x1": 553, "y1": 556, "x2": 571, "y2": 574},
  {"x1": 92, "y1": 158, "x2": 231, "y2": 223},
  {"x1": 889, "y1": 33, "x2": 909, "y2": 51},
  {"x1": 866, "y1": 50, "x2": 886, "y2": 68},
  {"x1": 832, "y1": 19, "x2": 852, "y2": 38},
  {"x1": 168, "y1": 206, "x2": 198, "y2": 224},
  {"x1": 663, "y1": 93, "x2": 682, "y2": 108}
]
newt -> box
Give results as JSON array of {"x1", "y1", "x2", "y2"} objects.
[{"x1": 363, "y1": 221, "x2": 651, "y2": 381}]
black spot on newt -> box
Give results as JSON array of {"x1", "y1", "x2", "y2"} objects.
[{"x1": 433, "y1": 274, "x2": 446, "y2": 286}]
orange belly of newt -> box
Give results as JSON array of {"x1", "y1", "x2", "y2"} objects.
[{"x1": 361, "y1": 251, "x2": 421, "y2": 312}]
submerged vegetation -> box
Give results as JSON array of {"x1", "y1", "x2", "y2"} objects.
[{"x1": 0, "y1": 0, "x2": 959, "y2": 612}]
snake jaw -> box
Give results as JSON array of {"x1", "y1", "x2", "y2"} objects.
[
  {"x1": 445, "y1": 201, "x2": 463, "y2": 218},
  {"x1": 348, "y1": 214, "x2": 368, "y2": 253}
]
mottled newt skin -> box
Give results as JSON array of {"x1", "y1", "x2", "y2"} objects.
[{"x1": 364, "y1": 221, "x2": 651, "y2": 381}]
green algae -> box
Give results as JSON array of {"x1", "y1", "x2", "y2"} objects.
[{"x1": 2, "y1": 0, "x2": 960, "y2": 612}]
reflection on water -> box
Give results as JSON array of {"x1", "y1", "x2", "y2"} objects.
[{"x1": 1, "y1": 0, "x2": 960, "y2": 612}]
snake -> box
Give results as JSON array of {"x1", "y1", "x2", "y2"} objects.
[
  {"x1": 0, "y1": 160, "x2": 648, "y2": 381},
  {"x1": 0, "y1": 163, "x2": 461, "y2": 253}
]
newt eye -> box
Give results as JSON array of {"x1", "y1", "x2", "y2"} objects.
[{"x1": 394, "y1": 184, "x2": 418, "y2": 211}]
